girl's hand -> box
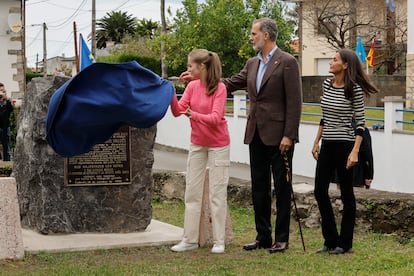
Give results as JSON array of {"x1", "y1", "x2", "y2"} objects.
[{"x1": 181, "y1": 107, "x2": 192, "y2": 118}]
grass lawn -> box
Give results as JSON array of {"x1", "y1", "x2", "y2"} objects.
[{"x1": 1, "y1": 200, "x2": 413, "y2": 275}]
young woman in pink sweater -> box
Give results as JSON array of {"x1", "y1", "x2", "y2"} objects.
[{"x1": 170, "y1": 49, "x2": 230, "y2": 254}]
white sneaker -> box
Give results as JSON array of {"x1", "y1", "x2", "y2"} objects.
[
  {"x1": 211, "y1": 244, "x2": 225, "y2": 254},
  {"x1": 171, "y1": 241, "x2": 198, "y2": 252}
]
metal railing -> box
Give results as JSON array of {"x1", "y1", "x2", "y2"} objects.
[
  {"x1": 178, "y1": 93, "x2": 413, "y2": 130},
  {"x1": 395, "y1": 108, "x2": 414, "y2": 125}
]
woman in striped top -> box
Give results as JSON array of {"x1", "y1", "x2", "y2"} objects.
[{"x1": 311, "y1": 49, "x2": 379, "y2": 255}]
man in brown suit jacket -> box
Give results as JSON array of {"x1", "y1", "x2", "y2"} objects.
[
  {"x1": 222, "y1": 18, "x2": 302, "y2": 253},
  {"x1": 179, "y1": 18, "x2": 302, "y2": 253}
]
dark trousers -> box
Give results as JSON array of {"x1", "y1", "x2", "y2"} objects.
[
  {"x1": 314, "y1": 140, "x2": 356, "y2": 250},
  {"x1": 249, "y1": 130, "x2": 293, "y2": 243},
  {"x1": 0, "y1": 127, "x2": 11, "y2": 161}
]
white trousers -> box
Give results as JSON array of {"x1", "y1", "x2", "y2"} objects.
[{"x1": 182, "y1": 144, "x2": 230, "y2": 245}]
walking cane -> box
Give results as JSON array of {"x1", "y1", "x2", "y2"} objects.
[{"x1": 283, "y1": 153, "x2": 306, "y2": 252}]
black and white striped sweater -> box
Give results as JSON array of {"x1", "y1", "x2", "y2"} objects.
[{"x1": 320, "y1": 78, "x2": 365, "y2": 142}]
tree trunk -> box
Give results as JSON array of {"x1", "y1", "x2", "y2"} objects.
[
  {"x1": 386, "y1": 7, "x2": 396, "y2": 75},
  {"x1": 349, "y1": 0, "x2": 357, "y2": 49}
]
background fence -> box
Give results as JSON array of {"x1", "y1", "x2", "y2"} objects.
[{"x1": 156, "y1": 92, "x2": 414, "y2": 194}]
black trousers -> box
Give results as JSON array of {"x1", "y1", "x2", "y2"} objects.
[
  {"x1": 249, "y1": 130, "x2": 293, "y2": 243},
  {"x1": 0, "y1": 127, "x2": 11, "y2": 161},
  {"x1": 314, "y1": 140, "x2": 356, "y2": 251}
]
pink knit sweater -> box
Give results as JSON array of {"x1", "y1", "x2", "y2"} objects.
[{"x1": 170, "y1": 80, "x2": 230, "y2": 147}]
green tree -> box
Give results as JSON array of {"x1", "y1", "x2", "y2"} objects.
[
  {"x1": 136, "y1": 19, "x2": 159, "y2": 39},
  {"x1": 96, "y1": 11, "x2": 136, "y2": 49},
  {"x1": 153, "y1": 0, "x2": 295, "y2": 77},
  {"x1": 261, "y1": 1, "x2": 296, "y2": 52}
]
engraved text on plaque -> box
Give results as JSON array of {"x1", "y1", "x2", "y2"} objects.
[{"x1": 65, "y1": 127, "x2": 131, "y2": 186}]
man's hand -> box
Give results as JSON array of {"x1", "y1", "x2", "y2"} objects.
[{"x1": 279, "y1": 136, "x2": 292, "y2": 154}]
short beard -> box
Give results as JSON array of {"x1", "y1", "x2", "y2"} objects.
[{"x1": 252, "y1": 39, "x2": 264, "y2": 51}]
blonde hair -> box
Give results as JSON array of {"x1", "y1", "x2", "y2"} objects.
[{"x1": 188, "y1": 49, "x2": 222, "y2": 96}]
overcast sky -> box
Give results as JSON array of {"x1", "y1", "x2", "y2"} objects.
[{"x1": 25, "y1": 0, "x2": 185, "y2": 67}]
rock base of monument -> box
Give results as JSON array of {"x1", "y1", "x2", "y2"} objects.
[
  {"x1": 199, "y1": 170, "x2": 234, "y2": 246},
  {"x1": 13, "y1": 77, "x2": 155, "y2": 234}
]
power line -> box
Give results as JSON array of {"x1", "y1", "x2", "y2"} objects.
[
  {"x1": 47, "y1": 0, "x2": 88, "y2": 29},
  {"x1": 50, "y1": 24, "x2": 89, "y2": 58},
  {"x1": 26, "y1": 0, "x2": 89, "y2": 30},
  {"x1": 111, "y1": 0, "x2": 131, "y2": 11},
  {"x1": 26, "y1": 25, "x2": 43, "y2": 48}
]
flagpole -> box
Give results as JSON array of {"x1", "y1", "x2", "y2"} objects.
[{"x1": 74, "y1": 22, "x2": 80, "y2": 74}]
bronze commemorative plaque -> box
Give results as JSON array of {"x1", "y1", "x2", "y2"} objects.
[{"x1": 64, "y1": 126, "x2": 131, "y2": 186}]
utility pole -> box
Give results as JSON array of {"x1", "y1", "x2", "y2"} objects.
[
  {"x1": 160, "y1": 0, "x2": 168, "y2": 78},
  {"x1": 23, "y1": 0, "x2": 27, "y2": 96},
  {"x1": 43, "y1": 22, "x2": 47, "y2": 76},
  {"x1": 91, "y1": 0, "x2": 96, "y2": 57},
  {"x1": 31, "y1": 23, "x2": 48, "y2": 76}
]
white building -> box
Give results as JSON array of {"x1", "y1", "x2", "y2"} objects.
[
  {"x1": 44, "y1": 56, "x2": 77, "y2": 77},
  {"x1": 0, "y1": 0, "x2": 24, "y2": 100},
  {"x1": 299, "y1": 0, "x2": 413, "y2": 107},
  {"x1": 300, "y1": 0, "x2": 407, "y2": 76}
]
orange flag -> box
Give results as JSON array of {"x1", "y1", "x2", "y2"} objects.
[{"x1": 366, "y1": 35, "x2": 376, "y2": 67}]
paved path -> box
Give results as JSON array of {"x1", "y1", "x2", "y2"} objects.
[
  {"x1": 154, "y1": 145, "x2": 316, "y2": 194},
  {"x1": 22, "y1": 220, "x2": 182, "y2": 253}
]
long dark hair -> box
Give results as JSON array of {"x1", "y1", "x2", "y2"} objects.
[{"x1": 337, "y1": 49, "x2": 379, "y2": 99}]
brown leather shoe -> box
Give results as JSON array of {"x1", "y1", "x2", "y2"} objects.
[
  {"x1": 243, "y1": 240, "x2": 272, "y2": 251},
  {"x1": 268, "y1": 242, "x2": 289, "y2": 253}
]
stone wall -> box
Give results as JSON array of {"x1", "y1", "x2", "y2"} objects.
[
  {"x1": 302, "y1": 75, "x2": 406, "y2": 107},
  {"x1": 13, "y1": 76, "x2": 154, "y2": 234},
  {"x1": 0, "y1": 177, "x2": 24, "y2": 260},
  {"x1": 406, "y1": 53, "x2": 414, "y2": 109},
  {"x1": 153, "y1": 171, "x2": 414, "y2": 241}
]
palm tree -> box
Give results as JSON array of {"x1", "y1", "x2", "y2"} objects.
[
  {"x1": 136, "y1": 19, "x2": 159, "y2": 39},
  {"x1": 96, "y1": 11, "x2": 136, "y2": 49}
]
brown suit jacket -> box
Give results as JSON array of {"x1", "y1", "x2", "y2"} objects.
[{"x1": 223, "y1": 49, "x2": 302, "y2": 145}]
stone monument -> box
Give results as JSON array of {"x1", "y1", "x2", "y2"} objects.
[{"x1": 13, "y1": 76, "x2": 155, "y2": 234}]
